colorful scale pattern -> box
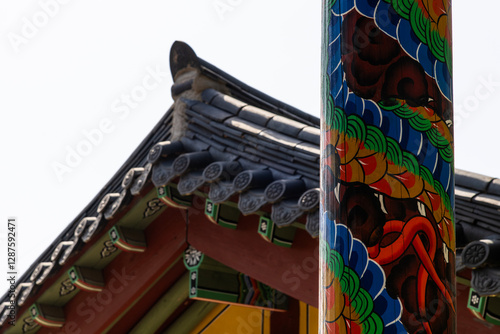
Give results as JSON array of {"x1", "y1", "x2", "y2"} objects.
[
  {"x1": 322, "y1": 0, "x2": 454, "y2": 332},
  {"x1": 324, "y1": 104, "x2": 454, "y2": 249},
  {"x1": 329, "y1": 0, "x2": 452, "y2": 100},
  {"x1": 383, "y1": 0, "x2": 452, "y2": 73},
  {"x1": 322, "y1": 214, "x2": 406, "y2": 333},
  {"x1": 378, "y1": 99, "x2": 453, "y2": 163}
]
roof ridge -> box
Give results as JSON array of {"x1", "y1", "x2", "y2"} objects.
[{"x1": 170, "y1": 41, "x2": 319, "y2": 128}]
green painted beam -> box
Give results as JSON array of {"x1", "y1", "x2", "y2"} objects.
[
  {"x1": 162, "y1": 301, "x2": 217, "y2": 334},
  {"x1": 129, "y1": 272, "x2": 189, "y2": 334},
  {"x1": 456, "y1": 276, "x2": 471, "y2": 286}
]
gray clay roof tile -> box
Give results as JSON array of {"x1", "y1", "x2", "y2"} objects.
[
  {"x1": 224, "y1": 117, "x2": 265, "y2": 136},
  {"x1": 207, "y1": 146, "x2": 234, "y2": 162},
  {"x1": 239, "y1": 105, "x2": 276, "y2": 126},
  {"x1": 244, "y1": 146, "x2": 291, "y2": 163},
  {"x1": 456, "y1": 203, "x2": 475, "y2": 220},
  {"x1": 455, "y1": 186, "x2": 479, "y2": 202},
  {"x1": 209, "y1": 121, "x2": 243, "y2": 139},
  {"x1": 297, "y1": 126, "x2": 321, "y2": 145},
  {"x1": 291, "y1": 151, "x2": 319, "y2": 163},
  {"x1": 301, "y1": 177, "x2": 319, "y2": 189},
  {"x1": 278, "y1": 145, "x2": 318, "y2": 161},
  {"x1": 295, "y1": 142, "x2": 321, "y2": 156},
  {"x1": 260, "y1": 158, "x2": 296, "y2": 175},
  {"x1": 292, "y1": 164, "x2": 320, "y2": 177},
  {"x1": 264, "y1": 146, "x2": 299, "y2": 163},
  {"x1": 227, "y1": 147, "x2": 260, "y2": 162},
  {"x1": 171, "y1": 79, "x2": 193, "y2": 96},
  {"x1": 472, "y1": 193, "x2": 500, "y2": 209},
  {"x1": 244, "y1": 135, "x2": 282, "y2": 151},
  {"x1": 188, "y1": 122, "x2": 217, "y2": 139},
  {"x1": 207, "y1": 90, "x2": 247, "y2": 114},
  {"x1": 457, "y1": 216, "x2": 475, "y2": 224},
  {"x1": 180, "y1": 136, "x2": 210, "y2": 152},
  {"x1": 472, "y1": 207, "x2": 500, "y2": 221},
  {"x1": 455, "y1": 169, "x2": 494, "y2": 192},
  {"x1": 487, "y1": 178, "x2": 500, "y2": 197},
  {"x1": 476, "y1": 221, "x2": 500, "y2": 234},
  {"x1": 457, "y1": 210, "x2": 478, "y2": 222},
  {"x1": 191, "y1": 132, "x2": 226, "y2": 152},
  {"x1": 259, "y1": 129, "x2": 302, "y2": 149},
  {"x1": 293, "y1": 157, "x2": 319, "y2": 169},
  {"x1": 209, "y1": 134, "x2": 241, "y2": 151},
  {"x1": 186, "y1": 109, "x2": 215, "y2": 130},
  {"x1": 267, "y1": 115, "x2": 307, "y2": 137},
  {"x1": 201, "y1": 88, "x2": 219, "y2": 104},
  {"x1": 296, "y1": 171, "x2": 320, "y2": 182},
  {"x1": 236, "y1": 158, "x2": 267, "y2": 171},
  {"x1": 189, "y1": 101, "x2": 233, "y2": 123}
]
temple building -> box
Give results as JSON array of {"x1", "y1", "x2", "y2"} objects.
[{"x1": 0, "y1": 42, "x2": 499, "y2": 333}]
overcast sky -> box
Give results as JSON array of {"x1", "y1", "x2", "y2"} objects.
[{"x1": 0, "y1": 1, "x2": 498, "y2": 293}]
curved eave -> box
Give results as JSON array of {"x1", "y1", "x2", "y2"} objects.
[{"x1": 0, "y1": 41, "x2": 322, "y2": 330}]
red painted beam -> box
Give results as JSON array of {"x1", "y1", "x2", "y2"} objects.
[
  {"x1": 187, "y1": 208, "x2": 319, "y2": 307},
  {"x1": 106, "y1": 259, "x2": 187, "y2": 333},
  {"x1": 38, "y1": 207, "x2": 187, "y2": 334}
]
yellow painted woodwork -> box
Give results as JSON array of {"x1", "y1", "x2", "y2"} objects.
[
  {"x1": 190, "y1": 303, "x2": 270, "y2": 334},
  {"x1": 299, "y1": 301, "x2": 318, "y2": 334}
]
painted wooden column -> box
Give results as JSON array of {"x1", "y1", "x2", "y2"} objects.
[{"x1": 320, "y1": 0, "x2": 455, "y2": 333}]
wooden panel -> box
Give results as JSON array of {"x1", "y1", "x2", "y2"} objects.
[
  {"x1": 187, "y1": 208, "x2": 319, "y2": 307},
  {"x1": 270, "y1": 297, "x2": 299, "y2": 334},
  {"x1": 299, "y1": 301, "x2": 318, "y2": 334},
  {"x1": 187, "y1": 255, "x2": 288, "y2": 311},
  {"x1": 106, "y1": 259, "x2": 187, "y2": 333},
  {"x1": 189, "y1": 304, "x2": 271, "y2": 334},
  {"x1": 163, "y1": 301, "x2": 217, "y2": 334}
]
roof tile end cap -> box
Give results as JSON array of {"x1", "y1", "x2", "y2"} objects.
[{"x1": 170, "y1": 41, "x2": 201, "y2": 80}]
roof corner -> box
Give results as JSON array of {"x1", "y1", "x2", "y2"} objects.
[{"x1": 169, "y1": 41, "x2": 201, "y2": 81}]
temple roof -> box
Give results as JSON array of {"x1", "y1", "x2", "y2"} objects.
[
  {"x1": 456, "y1": 169, "x2": 500, "y2": 236},
  {"x1": 0, "y1": 42, "x2": 322, "y2": 330},
  {"x1": 1, "y1": 41, "x2": 500, "y2": 330},
  {"x1": 455, "y1": 169, "x2": 500, "y2": 296},
  {"x1": 149, "y1": 41, "x2": 321, "y2": 235}
]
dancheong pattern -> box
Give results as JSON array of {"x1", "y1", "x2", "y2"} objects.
[{"x1": 321, "y1": 0, "x2": 455, "y2": 333}]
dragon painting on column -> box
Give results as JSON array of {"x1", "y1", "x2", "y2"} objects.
[{"x1": 320, "y1": 0, "x2": 455, "y2": 333}]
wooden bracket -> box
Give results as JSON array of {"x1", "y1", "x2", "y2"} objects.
[
  {"x1": 258, "y1": 216, "x2": 296, "y2": 248},
  {"x1": 204, "y1": 199, "x2": 240, "y2": 229},
  {"x1": 467, "y1": 288, "x2": 500, "y2": 325},
  {"x1": 29, "y1": 303, "x2": 65, "y2": 328},
  {"x1": 157, "y1": 186, "x2": 192, "y2": 209},
  {"x1": 109, "y1": 226, "x2": 147, "y2": 253},
  {"x1": 67, "y1": 266, "x2": 105, "y2": 292}
]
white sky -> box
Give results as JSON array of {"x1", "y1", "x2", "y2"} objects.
[{"x1": 0, "y1": 1, "x2": 498, "y2": 294}]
